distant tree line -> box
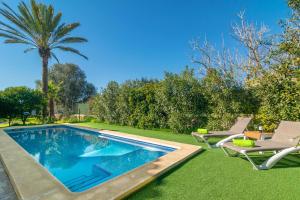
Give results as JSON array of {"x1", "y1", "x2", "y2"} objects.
[
  {"x1": 0, "y1": 63, "x2": 96, "y2": 125},
  {"x1": 89, "y1": 0, "x2": 300, "y2": 133},
  {"x1": 89, "y1": 68, "x2": 254, "y2": 133}
]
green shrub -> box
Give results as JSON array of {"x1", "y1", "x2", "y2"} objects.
[
  {"x1": 63, "y1": 116, "x2": 79, "y2": 123},
  {"x1": 82, "y1": 115, "x2": 97, "y2": 122},
  {"x1": 0, "y1": 87, "x2": 45, "y2": 126}
]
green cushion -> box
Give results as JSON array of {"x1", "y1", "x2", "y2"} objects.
[
  {"x1": 197, "y1": 129, "x2": 208, "y2": 134},
  {"x1": 233, "y1": 139, "x2": 255, "y2": 147}
]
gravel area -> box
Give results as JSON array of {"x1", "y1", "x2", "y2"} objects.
[{"x1": 0, "y1": 162, "x2": 17, "y2": 200}]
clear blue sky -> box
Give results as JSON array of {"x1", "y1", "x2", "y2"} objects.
[{"x1": 0, "y1": 0, "x2": 290, "y2": 91}]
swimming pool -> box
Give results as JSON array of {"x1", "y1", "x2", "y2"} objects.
[{"x1": 5, "y1": 125, "x2": 175, "y2": 192}]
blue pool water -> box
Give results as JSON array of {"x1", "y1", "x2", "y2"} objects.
[{"x1": 5, "y1": 125, "x2": 175, "y2": 192}]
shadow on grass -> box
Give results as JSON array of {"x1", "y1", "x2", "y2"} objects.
[
  {"x1": 206, "y1": 138, "x2": 223, "y2": 146},
  {"x1": 240, "y1": 153, "x2": 300, "y2": 169},
  {"x1": 126, "y1": 149, "x2": 205, "y2": 199}
]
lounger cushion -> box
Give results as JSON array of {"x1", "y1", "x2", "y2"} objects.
[
  {"x1": 223, "y1": 140, "x2": 291, "y2": 153},
  {"x1": 233, "y1": 139, "x2": 255, "y2": 147},
  {"x1": 197, "y1": 129, "x2": 208, "y2": 134}
]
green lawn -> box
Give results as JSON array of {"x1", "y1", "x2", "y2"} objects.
[{"x1": 75, "y1": 122, "x2": 300, "y2": 200}]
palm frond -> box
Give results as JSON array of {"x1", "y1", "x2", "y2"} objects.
[
  {"x1": 0, "y1": 2, "x2": 36, "y2": 40},
  {"x1": 54, "y1": 46, "x2": 88, "y2": 60},
  {"x1": 0, "y1": 0, "x2": 88, "y2": 61},
  {"x1": 51, "y1": 12, "x2": 62, "y2": 32},
  {"x1": 30, "y1": 0, "x2": 42, "y2": 32},
  {"x1": 0, "y1": 32, "x2": 34, "y2": 46},
  {"x1": 24, "y1": 47, "x2": 36, "y2": 53},
  {"x1": 4, "y1": 39, "x2": 33, "y2": 45},
  {"x1": 56, "y1": 37, "x2": 88, "y2": 45},
  {"x1": 0, "y1": 27, "x2": 35, "y2": 45},
  {"x1": 51, "y1": 52, "x2": 60, "y2": 63},
  {"x1": 52, "y1": 23, "x2": 80, "y2": 42},
  {"x1": 18, "y1": 1, "x2": 40, "y2": 38}
]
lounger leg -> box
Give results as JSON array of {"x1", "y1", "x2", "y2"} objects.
[
  {"x1": 202, "y1": 137, "x2": 213, "y2": 149},
  {"x1": 221, "y1": 146, "x2": 239, "y2": 157},
  {"x1": 240, "y1": 151, "x2": 260, "y2": 170},
  {"x1": 192, "y1": 134, "x2": 213, "y2": 148},
  {"x1": 221, "y1": 147, "x2": 262, "y2": 170},
  {"x1": 221, "y1": 146, "x2": 230, "y2": 156}
]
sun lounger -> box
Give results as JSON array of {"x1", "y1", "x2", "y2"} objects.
[
  {"x1": 220, "y1": 121, "x2": 300, "y2": 170},
  {"x1": 191, "y1": 117, "x2": 252, "y2": 148}
]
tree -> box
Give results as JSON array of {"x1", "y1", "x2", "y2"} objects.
[
  {"x1": 0, "y1": 87, "x2": 44, "y2": 125},
  {"x1": 253, "y1": 0, "x2": 300, "y2": 131},
  {"x1": 231, "y1": 11, "x2": 273, "y2": 82},
  {"x1": 279, "y1": 0, "x2": 300, "y2": 64},
  {"x1": 49, "y1": 63, "x2": 96, "y2": 115},
  {"x1": 101, "y1": 81, "x2": 121, "y2": 124},
  {"x1": 36, "y1": 80, "x2": 61, "y2": 120},
  {"x1": 0, "y1": 0, "x2": 88, "y2": 118},
  {"x1": 125, "y1": 82, "x2": 166, "y2": 129},
  {"x1": 157, "y1": 68, "x2": 208, "y2": 133},
  {"x1": 89, "y1": 95, "x2": 105, "y2": 122},
  {"x1": 0, "y1": 91, "x2": 13, "y2": 125},
  {"x1": 191, "y1": 38, "x2": 257, "y2": 130},
  {"x1": 191, "y1": 38, "x2": 242, "y2": 82}
]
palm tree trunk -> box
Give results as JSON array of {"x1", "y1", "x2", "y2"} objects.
[
  {"x1": 49, "y1": 97, "x2": 55, "y2": 119},
  {"x1": 42, "y1": 56, "x2": 49, "y2": 119}
]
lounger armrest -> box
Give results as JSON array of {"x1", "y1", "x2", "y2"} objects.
[{"x1": 216, "y1": 133, "x2": 245, "y2": 148}]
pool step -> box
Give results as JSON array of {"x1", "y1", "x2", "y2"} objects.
[
  {"x1": 97, "y1": 149, "x2": 165, "y2": 174},
  {"x1": 64, "y1": 175, "x2": 87, "y2": 185},
  {"x1": 64, "y1": 166, "x2": 111, "y2": 192}
]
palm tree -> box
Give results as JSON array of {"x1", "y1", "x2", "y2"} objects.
[
  {"x1": 36, "y1": 80, "x2": 61, "y2": 120},
  {"x1": 0, "y1": 0, "x2": 88, "y2": 118}
]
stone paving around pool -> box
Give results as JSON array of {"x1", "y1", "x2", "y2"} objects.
[{"x1": 0, "y1": 161, "x2": 17, "y2": 200}]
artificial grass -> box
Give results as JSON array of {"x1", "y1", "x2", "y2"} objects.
[
  {"x1": 76, "y1": 122, "x2": 300, "y2": 200},
  {"x1": 0, "y1": 118, "x2": 43, "y2": 128},
  {"x1": 0, "y1": 123, "x2": 8, "y2": 128}
]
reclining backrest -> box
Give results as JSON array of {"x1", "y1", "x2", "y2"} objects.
[
  {"x1": 229, "y1": 117, "x2": 252, "y2": 134},
  {"x1": 272, "y1": 121, "x2": 300, "y2": 146}
]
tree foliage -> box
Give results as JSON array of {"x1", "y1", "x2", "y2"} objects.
[
  {"x1": 90, "y1": 69, "x2": 215, "y2": 133},
  {"x1": 157, "y1": 68, "x2": 207, "y2": 133},
  {"x1": 251, "y1": 1, "x2": 300, "y2": 131},
  {"x1": 49, "y1": 63, "x2": 96, "y2": 115},
  {"x1": 0, "y1": 87, "x2": 44, "y2": 125}
]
